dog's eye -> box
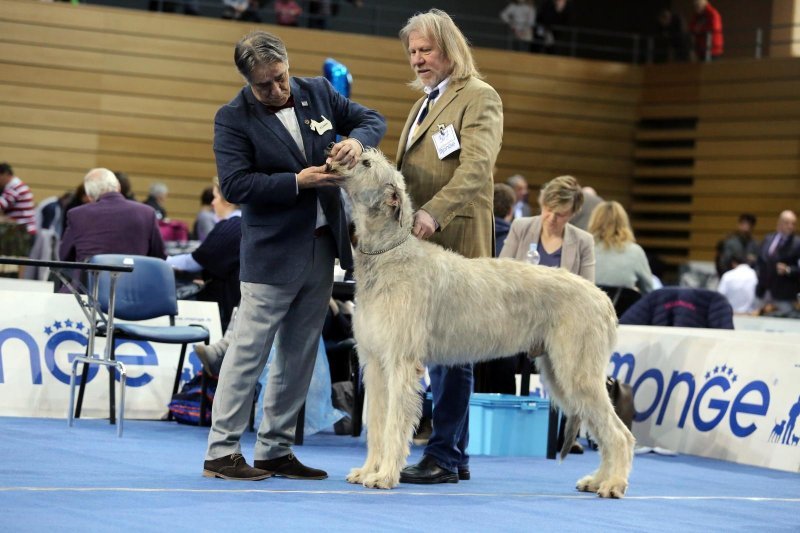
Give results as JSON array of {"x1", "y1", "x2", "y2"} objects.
[{"x1": 362, "y1": 160, "x2": 371, "y2": 168}]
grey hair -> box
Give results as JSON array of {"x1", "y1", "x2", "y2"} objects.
[
  {"x1": 234, "y1": 30, "x2": 290, "y2": 81},
  {"x1": 83, "y1": 168, "x2": 120, "y2": 201},
  {"x1": 399, "y1": 9, "x2": 481, "y2": 91},
  {"x1": 149, "y1": 182, "x2": 168, "y2": 198},
  {"x1": 506, "y1": 174, "x2": 527, "y2": 188}
]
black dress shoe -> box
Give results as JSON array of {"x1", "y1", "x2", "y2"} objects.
[
  {"x1": 458, "y1": 466, "x2": 470, "y2": 481},
  {"x1": 203, "y1": 453, "x2": 272, "y2": 481},
  {"x1": 400, "y1": 455, "x2": 458, "y2": 484},
  {"x1": 254, "y1": 453, "x2": 327, "y2": 480}
]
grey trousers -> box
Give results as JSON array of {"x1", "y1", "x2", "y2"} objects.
[{"x1": 205, "y1": 232, "x2": 336, "y2": 460}]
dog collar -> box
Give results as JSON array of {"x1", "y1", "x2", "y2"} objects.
[{"x1": 358, "y1": 231, "x2": 412, "y2": 256}]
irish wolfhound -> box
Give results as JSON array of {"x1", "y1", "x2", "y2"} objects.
[{"x1": 333, "y1": 149, "x2": 634, "y2": 497}]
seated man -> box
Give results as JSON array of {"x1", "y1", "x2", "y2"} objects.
[
  {"x1": 59, "y1": 168, "x2": 165, "y2": 263},
  {"x1": 717, "y1": 253, "x2": 758, "y2": 314},
  {"x1": 756, "y1": 210, "x2": 800, "y2": 315},
  {"x1": 167, "y1": 178, "x2": 241, "y2": 330}
]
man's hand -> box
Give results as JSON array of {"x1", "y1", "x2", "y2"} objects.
[
  {"x1": 297, "y1": 164, "x2": 344, "y2": 189},
  {"x1": 326, "y1": 139, "x2": 363, "y2": 170},
  {"x1": 412, "y1": 210, "x2": 438, "y2": 240},
  {"x1": 776, "y1": 262, "x2": 791, "y2": 276}
]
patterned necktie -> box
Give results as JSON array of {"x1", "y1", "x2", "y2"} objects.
[
  {"x1": 416, "y1": 89, "x2": 440, "y2": 125},
  {"x1": 768, "y1": 234, "x2": 783, "y2": 257}
]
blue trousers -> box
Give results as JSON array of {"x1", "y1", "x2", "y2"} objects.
[{"x1": 425, "y1": 363, "x2": 472, "y2": 472}]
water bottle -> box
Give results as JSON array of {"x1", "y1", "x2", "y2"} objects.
[{"x1": 526, "y1": 242, "x2": 540, "y2": 265}]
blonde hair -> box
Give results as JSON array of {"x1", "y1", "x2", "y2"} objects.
[
  {"x1": 538, "y1": 175, "x2": 583, "y2": 215},
  {"x1": 588, "y1": 201, "x2": 635, "y2": 250},
  {"x1": 399, "y1": 9, "x2": 481, "y2": 91}
]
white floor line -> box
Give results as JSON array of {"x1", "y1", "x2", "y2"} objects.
[{"x1": 1, "y1": 487, "x2": 798, "y2": 502}]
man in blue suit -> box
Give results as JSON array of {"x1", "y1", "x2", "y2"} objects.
[{"x1": 203, "y1": 30, "x2": 386, "y2": 481}]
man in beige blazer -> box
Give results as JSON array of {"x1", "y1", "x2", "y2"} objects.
[{"x1": 396, "y1": 9, "x2": 503, "y2": 485}]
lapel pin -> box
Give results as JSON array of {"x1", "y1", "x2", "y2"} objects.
[
  {"x1": 304, "y1": 119, "x2": 310, "y2": 125},
  {"x1": 301, "y1": 101, "x2": 309, "y2": 107}
]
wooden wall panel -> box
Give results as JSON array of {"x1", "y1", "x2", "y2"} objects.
[{"x1": 0, "y1": 0, "x2": 639, "y2": 226}]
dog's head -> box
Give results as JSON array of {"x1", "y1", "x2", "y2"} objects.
[{"x1": 330, "y1": 148, "x2": 412, "y2": 229}]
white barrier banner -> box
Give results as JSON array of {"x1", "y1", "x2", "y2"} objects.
[
  {"x1": 612, "y1": 325, "x2": 800, "y2": 473},
  {"x1": 0, "y1": 290, "x2": 222, "y2": 420}
]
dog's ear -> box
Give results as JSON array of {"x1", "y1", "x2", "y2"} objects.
[{"x1": 383, "y1": 184, "x2": 405, "y2": 223}]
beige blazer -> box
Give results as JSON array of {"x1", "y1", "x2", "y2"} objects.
[
  {"x1": 396, "y1": 77, "x2": 503, "y2": 259},
  {"x1": 499, "y1": 215, "x2": 596, "y2": 282}
]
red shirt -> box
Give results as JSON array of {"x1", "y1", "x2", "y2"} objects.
[
  {"x1": 690, "y1": 3, "x2": 724, "y2": 58},
  {"x1": 0, "y1": 176, "x2": 36, "y2": 234},
  {"x1": 274, "y1": 0, "x2": 302, "y2": 25}
]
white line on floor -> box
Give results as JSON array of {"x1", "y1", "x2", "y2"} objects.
[{"x1": 0, "y1": 487, "x2": 798, "y2": 502}]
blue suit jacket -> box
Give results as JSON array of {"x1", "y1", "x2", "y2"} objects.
[{"x1": 213, "y1": 77, "x2": 386, "y2": 284}]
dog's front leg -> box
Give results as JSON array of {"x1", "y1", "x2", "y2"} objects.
[
  {"x1": 347, "y1": 358, "x2": 386, "y2": 485},
  {"x1": 362, "y1": 359, "x2": 422, "y2": 489}
]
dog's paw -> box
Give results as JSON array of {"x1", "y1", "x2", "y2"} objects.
[
  {"x1": 361, "y1": 472, "x2": 399, "y2": 490},
  {"x1": 576, "y1": 474, "x2": 599, "y2": 493},
  {"x1": 597, "y1": 478, "x2": 628, "y2": 499},
  {"x1": 346, "y1": 467, "x2": 366, "y2": 484}
]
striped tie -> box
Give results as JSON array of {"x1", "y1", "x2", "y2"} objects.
[{"x1": 416, "y1": 89, "x2": 440, "y2": 125}]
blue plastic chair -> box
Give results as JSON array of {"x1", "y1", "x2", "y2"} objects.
[{"x1": 71, "y1": 254, "x2": 210, "y2": 435}]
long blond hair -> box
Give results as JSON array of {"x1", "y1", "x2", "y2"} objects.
[
  {"x1": 399, "y1": 9, "x2": 481, "y2": 91},
  {"x1": 588, "y1": 201, "x2": 635, "y2": 250}
]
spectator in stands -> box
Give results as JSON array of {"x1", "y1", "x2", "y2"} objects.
[
  {"x1": 569, "y1": 186, "x2": 603, "y2": 231},
  {"x1": 506, "y1": 174, "x2": 531, "y2": 219},
  {"x1": 148, "y1": 0, "x2": 199, "y2": 16},
  {"x1": 115, "y1": 171, "x2": 136, "y2": 200},
  {"x1": 307, "y1": 0, "x2": 363, "y2": 30},
  {"x1": 493, "y1": 183, "x2": 516, "y2": 257},
  {"x1": 689, "y1": 0, "x2": 723, "y2": 61},
  {"x1": 168, "y1": 178, "x2": 241, "y2": 330},
  {"x1": 717, "y1": 253, "x2": 758, "y2": 314},
  {"x1": 588, "y1": 201, "x2": 653, "y2": 295},
  {"x1": 61, "y1": 183, "x2": 90, "y2": 234},
  {"x1": 535, "y1": 0, "x2": 572, "y2": 55},
  {"x1": 655, "y1": 8, "x2": 691, "y2": 63},
  {"x1": 0, "y1": 162, "x2": 36, "y2": 253},
  {"x1": 59, "y1": 168, "x2": 165, "y2": 263},
  {"x1": 756, "y1": 210, "x2": 800, "y2": 315},
  {"x1": 194, "y1": 186, "x2": 216, "y2": 241},
  {"x1": 500, "y1": 0, "x2": 536, "y2": 52},
  {"x1": 715, "y1": 213, "x2": 758, "y2": 276},
  {"x1": 222, "y1": 0, "x2": 262, "y2": 22},
  {"x1": 144, "y1": 182, "x2": 168, "y2": 221},
  {"x1": 274, "y1": 0, "x2": 302, "y2": 26}
]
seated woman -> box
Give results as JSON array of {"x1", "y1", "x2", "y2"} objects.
[
  {"x1": 588, "y1": 201, "x2": 653, "y2": 295},
  {"x1": 167, "y1": 178, "x2": 241, "y2": 330}
]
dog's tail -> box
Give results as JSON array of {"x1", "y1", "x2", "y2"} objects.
[{"x1": 559, "y1": 415, "x2": 582, "y2": 461}]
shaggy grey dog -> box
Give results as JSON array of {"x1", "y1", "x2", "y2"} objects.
[{"x1": 334, "y1": 149, "x2": 634, "y2": 497}]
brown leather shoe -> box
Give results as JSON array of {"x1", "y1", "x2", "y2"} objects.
[
  {"x1": 254, "y1": 453, "x2": 327, "y2": 480},
  {"x1": 203, "y1": 453, "x2": 272, "y2": 481}
]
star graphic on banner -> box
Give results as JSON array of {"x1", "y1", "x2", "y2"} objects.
[
  {"x1": 65, "y1": 319, "x2": 73, "y2": 328},
  {"x1": 53, "y1": 321, "x2": 63, "y2": 330},
  {"x1": 732, "y1": 375, "x2": 738, "y2": 383},
  {"x1": 727, "y1": 368, "x2": 733, "y2": 376},
  {"x1": 721, "y1": 364, "x2": 727, "y2": 373},
  {"x1": 44, "y1": 326, "x2": 53, "y2": 335},
  {"x1": 713, "y1": 366, "x2": 719, "y2": 373},
  {"x1": 705, "y1": 371, "x2": 711, "y2": 379},
  {"x1": 76, "y1": 322, "x2": 85, "y2": 331}
]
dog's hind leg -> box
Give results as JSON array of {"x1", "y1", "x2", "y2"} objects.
[
  {"x1": 582, "y1": 399, "x2": 635, "y2": 498},
  {"x1": 347, "y1": 358, "x2": 387, "y2": 485},
  {"x1": 362, "y1": 357, "x2": 422, "y2": 489}
]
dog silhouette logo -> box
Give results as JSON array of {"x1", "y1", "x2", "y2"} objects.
[
  {"x1": 309, "y1": 115, "x2": 333, "y2": 135},
  {"x1": 768, "y1": 395, "x2": 800, "y2": 446}
]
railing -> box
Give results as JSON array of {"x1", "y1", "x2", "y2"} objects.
[{"x1": 76, "y1": 0, "x2": 800, "y2": 64}]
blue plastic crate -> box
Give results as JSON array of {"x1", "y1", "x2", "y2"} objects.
[{"x1": 467, "y1": 393, "x2": 550, "y2": 457}]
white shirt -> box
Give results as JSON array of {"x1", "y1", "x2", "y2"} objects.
[
  {"x1": 717, "y1": 264, "x2": 758, "y2": 313},
  {"x1": 276, "y1": 106, "x2": 329, "y2": 230},
  {"x1": 407, "y1": 77, "x2": 450, "y2": 150}
]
